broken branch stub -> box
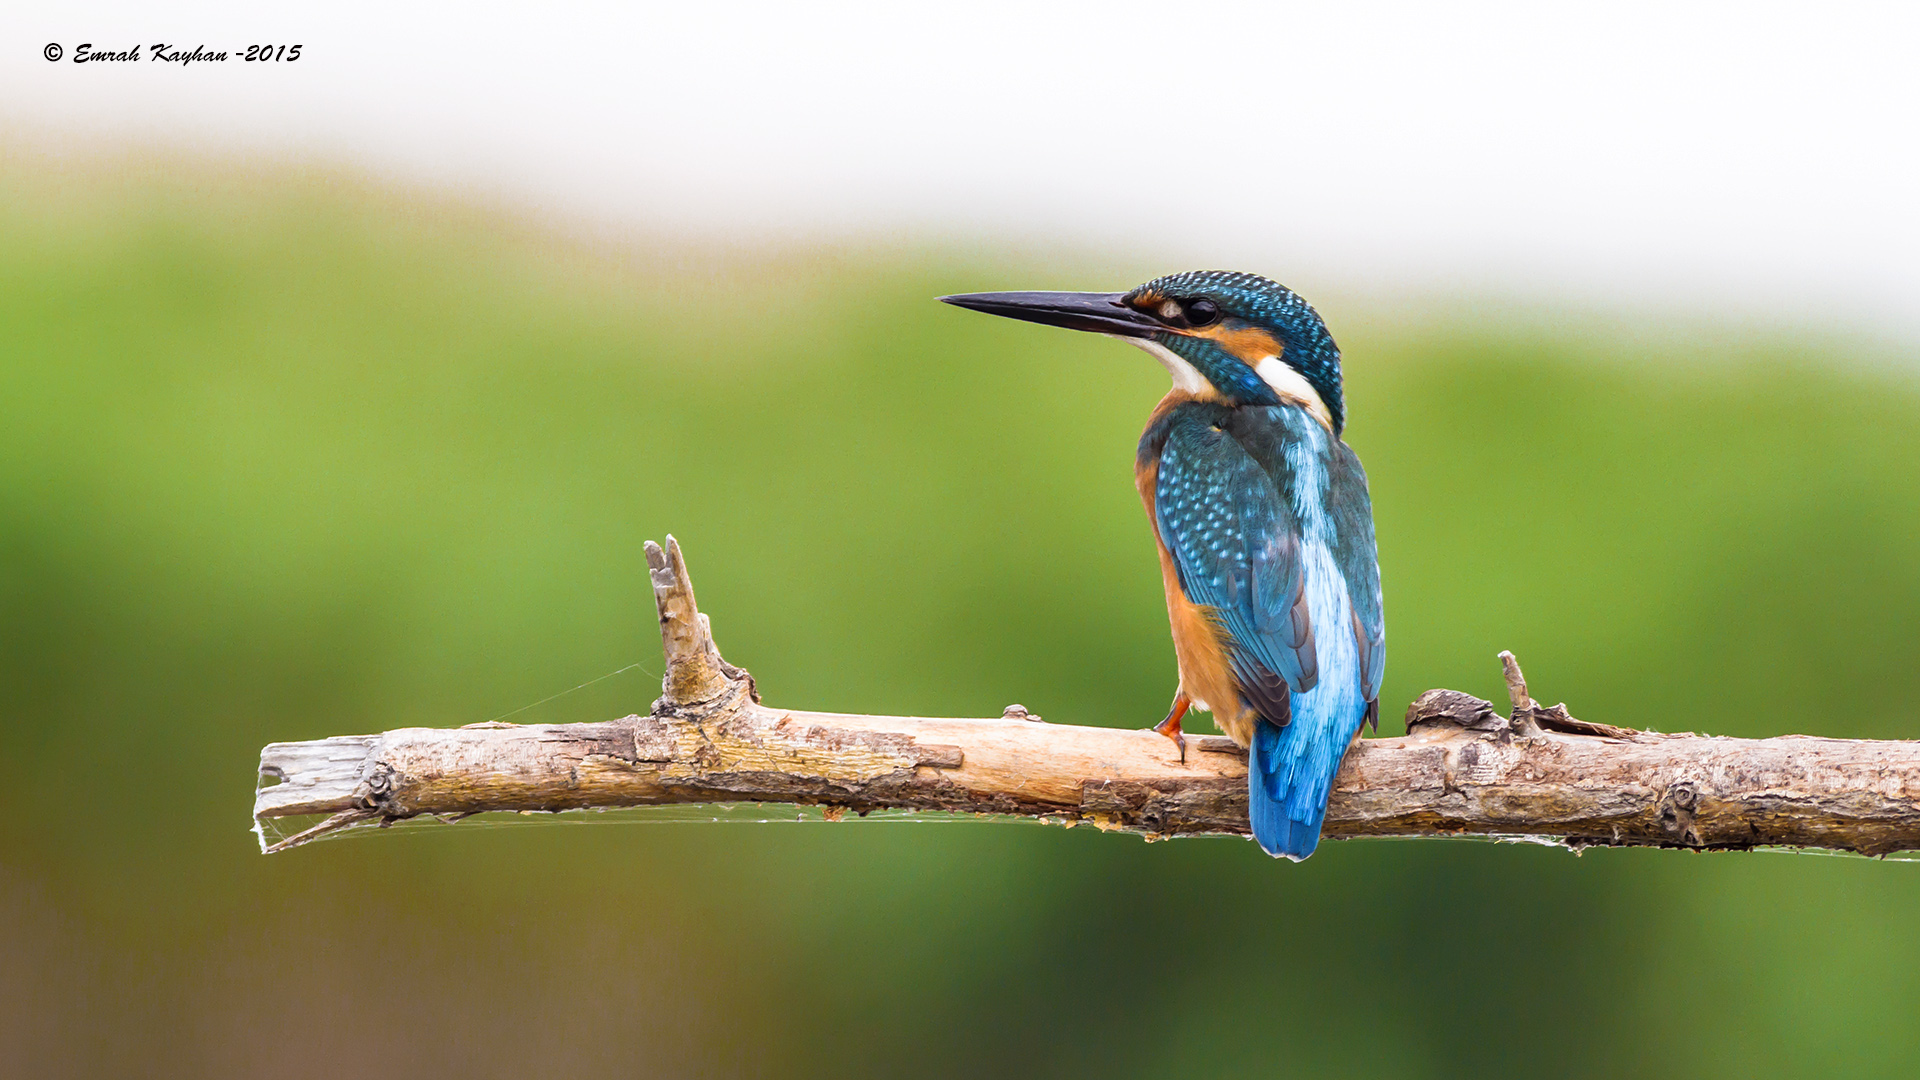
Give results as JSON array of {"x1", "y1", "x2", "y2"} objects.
[
  {"x1": 645, "y1": 535, "x2": 751, "y2": 709},
  {"x1": 254, "y1": 538, "x2": 1920, "y2": 857}
]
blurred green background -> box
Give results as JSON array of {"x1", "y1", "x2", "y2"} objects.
[{"x1": 3, "y1": 157, "x2": 1919, "y2": 1078}]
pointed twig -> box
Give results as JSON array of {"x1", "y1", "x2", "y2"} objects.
[
  {"x1": 1499, "y1": 649, "x2": 1544, "y2": 736},
  {"x1": 1498, "y1": 650, "x2": 1535, "y2": 711}
]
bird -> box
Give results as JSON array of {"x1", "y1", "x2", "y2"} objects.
[{"x1": 940, "y1": 271, "x2": 1383, "y2": 860}]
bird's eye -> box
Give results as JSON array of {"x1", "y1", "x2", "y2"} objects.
[{"x1": 1183, "y1": 298, "x2": 1221, "y2": 327}]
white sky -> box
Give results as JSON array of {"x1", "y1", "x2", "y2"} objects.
[{"x1": 5, "y1": 1, "x2": 1918, "y2": 332}]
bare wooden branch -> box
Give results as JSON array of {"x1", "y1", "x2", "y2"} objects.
[{"x1": 254, "y1": 537, "x2": 1920, "y2": 856}]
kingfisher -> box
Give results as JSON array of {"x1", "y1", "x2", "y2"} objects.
[{"x1": 941, "y1": 271, "x2": 1384, "y2": 860}]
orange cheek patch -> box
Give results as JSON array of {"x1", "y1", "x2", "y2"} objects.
[{"x1": 1190, "y1": 323, "x2": 1285, "y2": 363}]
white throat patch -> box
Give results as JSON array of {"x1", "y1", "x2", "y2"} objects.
[
  {"x1": 1254, "y1": 356, "x2": 1333, "y2": 430},
  {"x1": 1110, "y1": 335, "x2": 1209, "y2": 396}
]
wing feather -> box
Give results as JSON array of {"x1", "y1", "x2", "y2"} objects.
[{"x1": 1155, "y1": 410, "x2": 1316, "y2": 720}]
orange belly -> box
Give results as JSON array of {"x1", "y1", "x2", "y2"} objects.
[{"x1": 1154, "y1": 542, "x2": 1259, "y2": 746}]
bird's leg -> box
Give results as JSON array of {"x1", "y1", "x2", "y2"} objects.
[{"x1": 1153, "y1": 692, "x2": 1191, "y2": 763}]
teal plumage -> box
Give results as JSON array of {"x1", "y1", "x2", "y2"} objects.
[{"x1": 941, "y1": 272, "x2": 1385, "y2": 860}]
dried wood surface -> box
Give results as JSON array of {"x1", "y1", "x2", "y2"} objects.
[{"x1": 254, "y1": 537, "x2": 1920, "y2": 856}]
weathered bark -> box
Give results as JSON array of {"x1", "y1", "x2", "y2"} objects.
[{"x1": 254, "y1": 537, "x2": 1920, "y2": 856}]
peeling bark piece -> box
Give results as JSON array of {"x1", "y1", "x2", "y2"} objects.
[
  {"x1": 1523, "y1": 703, "x2": 1641, "y2": 740},
  {"x1": 1405, "y1": 690, "x2": 1504, "y2": 733}
]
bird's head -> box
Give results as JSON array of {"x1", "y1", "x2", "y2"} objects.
[{"x1": 941, "y1": 270, "x2": 1346, "y2": 432}]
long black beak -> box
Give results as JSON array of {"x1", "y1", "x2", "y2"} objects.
[{"x1": 938, "y1": 291, "x2": 1162, "y2": 338}]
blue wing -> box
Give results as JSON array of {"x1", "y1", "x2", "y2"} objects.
[{"x1": 1154, "y1": 409, "x2": 1315, "y2": 722}]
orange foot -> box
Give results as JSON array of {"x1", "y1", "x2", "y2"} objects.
[{"x1": 1152, "y1": 694, "x2": 1191, "y2": 763}]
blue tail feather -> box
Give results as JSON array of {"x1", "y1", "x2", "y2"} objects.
[
  {"x1": 1249, "y1": 689, "x2": 1367, "y2": 860},
  {"x1": 1249, "y1": 720, "x2": 1327, "y2": 860}
]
